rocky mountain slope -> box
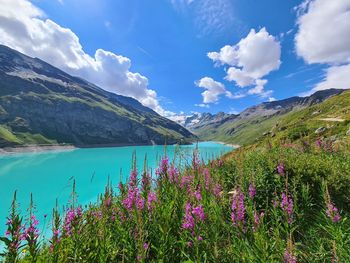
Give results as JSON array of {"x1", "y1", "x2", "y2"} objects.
[
  {"x1": 0, "y1": 45, "x2": 195, "y2": 147},
  {"x1": 184, "y1": 89, "x2": 345, "y2": 145}
]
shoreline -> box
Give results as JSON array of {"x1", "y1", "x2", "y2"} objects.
[
  {"x1": 0, "y1": 144, "x2": 77, "y2": 155},
  {"x1": 212, "y1": 141, "x2": 241, "y2": 148},
  {"x1": 0, "y1": 141, "x2": 237, "y2": 155},
  {"x1": 0, "y1": 141, "x2": 192, "y2": 155}
]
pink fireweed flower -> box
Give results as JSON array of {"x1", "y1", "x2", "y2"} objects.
[
  {"x1": 63, "y1": 207, "x2": 82, "y2": 236},
  {"x1": 315, "y1": 138, "x2": 322, "y2": 148},
  {"x1": 147, "y1": 192, "x2": 157, "y2": 211},
  {"x1": 326, "y1": 202, "x2": 341, "y2": 223},
  {"x1": 281, "y1": 192, "x2": 294, "y2": 224},
  {"x1": 23, "y1": 214, "x2": 40, "y2": 242},
  {"x1": 248, "y1": 184, "x2": 256, "y2": 198},
  {"x1": 253, "y1": 211, "x2": 264, "y2": 231},
  {"x1": 192, "y1": 205, "x2": 205, "y2": 221},
  {"x1": 104, "y1": 196, "x2": 111, "y2": 208},
  {"x1": 277, "y1": 163, "x2": 285, "y2": 176},
  {"x1": 203, "y1": 168, "x2": 211, "y2": 191},
  {"x1": 141, "y1": 172, "x2": 151, "y2": 193},
  {"x1": 192, "y1": 152, "x2": 201, "y2": 170},
  {"x1": 122, "y1": 186, "x2": 145, "y2": 211},
  {"x1": 189, "y1": 188, "x2": 202, "y2": 201},
  {"x1": 180, "y1": 174, "x2": 194, "y2": 189},
  {"x1": 284, "y1": 249, "x2": 297, "y2": 263},
  {"x1": 143, "y1": 242, "x2": 149, "y2": 250},
  {"x1": 213, "y1": 183, "x2": 222, "y2": 198},
  {"x1": 156, "y1": 157, "x2": 169, "y2": 177},
  {"x1": 168, "y1": 166, "x2": 180, "y2": 184},
  {"x1": 129, "y1": 169, "x2": 138, "y2": 188},
  {"x1": 122, "y1": 169, "x2": 146, "y2": 212},
  {"x1": 181, "y1": 202, "x2": 206, "y2": 231},
  {"x1": 53, "y1": 229, "x2": 60, "y2": 237},
  {"x1": 182, "y1": 202, "x2": 195, "y2": 230},
  {"x1": 231, "y1": 188, "x2": 245, "y2": 226}
]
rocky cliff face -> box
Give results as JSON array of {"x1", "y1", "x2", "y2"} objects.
[{"x1": 0, "y1": 45, "x2": 195, "y2": 147}]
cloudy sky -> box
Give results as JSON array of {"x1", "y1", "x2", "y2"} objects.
[{"x1": 0, "y1": 0, "x2": 349, "y2": 119}]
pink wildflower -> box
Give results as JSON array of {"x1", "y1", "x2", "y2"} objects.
[
  {"x1": 192, "y1": 205, "x2": 205, "y2": 221},
  {"x1": 213, "y1": 183, "x2": 222, "y2": 198},
  {"x1": 147, "y1": 192, "x2": 157, "y2": 211},
  {"x1": 203, "y1": 168, "x2": 211, "y2": 191},
  {"x1": 189, "y1": 188, "x2": 202, "y2": 201},
  {"x1": 182, "y1": 202, "x2": 195, "y2": 230},
  {"x1": 253, "y1": 211, "x2": 264, "y2": 231},
  {"x1": 281, "y1": 192, "x2": 294, "y2": 224},
  {"x1": 156, "y1": 157, "x2": 169, "y2": 177},
  {"x1": 231, "y1": 188, "x2": 245, "y2": 226},
  {"x1": 326, "y1": 202, "x2": 341, "y2": 223},
  {"x1": 277, "y1": 163, "x2": 285, "y2": 176},
  {"x1": 284, "y1": 249, "x2": 297, "y2": 263},
  {"x1": 248, "y1": 184, "x2": 256, "y2": 198}
]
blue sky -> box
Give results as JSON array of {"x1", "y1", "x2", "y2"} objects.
[{"x1": 1, "y1": 0, "x2": 349, "y2": 119}]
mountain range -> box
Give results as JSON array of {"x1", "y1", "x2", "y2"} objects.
[
  {"x1": 0, "y1": 44, "x2": 348, "y2": 149},
  {"x1": 182, "y1": 89, "x2": 346, "y2": 145},
  {"x1": 0, "y1": 45, "x2": 194, "y2": 147}
]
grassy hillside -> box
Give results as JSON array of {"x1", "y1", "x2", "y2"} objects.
[
  {"x1": 0, "y1": 124, "x2": 56, "y2": 147},
  {"x1": 196, "y1": 90, "x2": 350, "y2": 146}
]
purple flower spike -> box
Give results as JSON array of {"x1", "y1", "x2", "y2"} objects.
[
  {"x1": 277, "y1": 163, "x2": 285, "y2": 176},
  {"x1": 248, "y1": 184, "x2": 256, "y2": 198}
]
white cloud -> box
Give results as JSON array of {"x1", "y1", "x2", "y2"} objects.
[
  {"x1": 0, "y1": 0, "x2": 166, "y2": 114},
  {"x1": 208, "y1": 28, "x2": 281, "y2": 80},
  {"x1": 195, "y1": 77, "x2": 234, "y2": 104},
  {"x1": 225, "y1": 67, "x2": 255, "y2": 87},
  {"x1": 208, "y1": 28, "x2": 281, "y2": 98},
  {"x1": 295, "y1": 0, "x2": 350, "y2": 64},
  {"x1": 246, "y1": 79, "x2": 273, "y2": 98},
  {"x1": 306, "y1": 64, "x2": 350, "y2": 95},
  {"x1": 195, "y1": 103, "x2": 210, "y2": 108},
  {"x1": 295, "y1": 0, "x2": 350, "y2": 94}
]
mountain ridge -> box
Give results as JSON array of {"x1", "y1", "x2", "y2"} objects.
[
  {"x1": 0, "y1": 45, "x2": 195, "y2": 147},
  {"x1": 183, "y1": 89, "x2": 345, "y2": 145}
]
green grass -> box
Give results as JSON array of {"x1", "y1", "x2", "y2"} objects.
[
  {"x1": 15, "y1": 133, "x2": 57, "y2": 145},
  {"x1": 0, "y1": 125, "x2": 22, "y2": 146},
  {"x1": 195, "y1": 90, "x2": 350, "y2": 146},
  {"x1": 1, "y1": 143, "x2": 350, "y2": 262}
]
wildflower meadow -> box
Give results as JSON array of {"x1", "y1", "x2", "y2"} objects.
[{"x1": 1, "y1": 142, "x2": 350, "y2": 262}]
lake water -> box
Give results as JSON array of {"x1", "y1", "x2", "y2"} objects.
[{"x1": 0, "y1": 141, "x2": 233, "y2": 238}]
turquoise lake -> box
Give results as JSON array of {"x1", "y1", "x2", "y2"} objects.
[{"x1": 0, "y1": 141, "x2": 233, "y2": 238}]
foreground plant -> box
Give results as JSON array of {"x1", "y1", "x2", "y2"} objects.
[
  {"x1": 1, "y1": 145, "x2": 350, "y2": 262},
  {"x1": 1, "y1": 192, "x2": 24, "y2": 262}
]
